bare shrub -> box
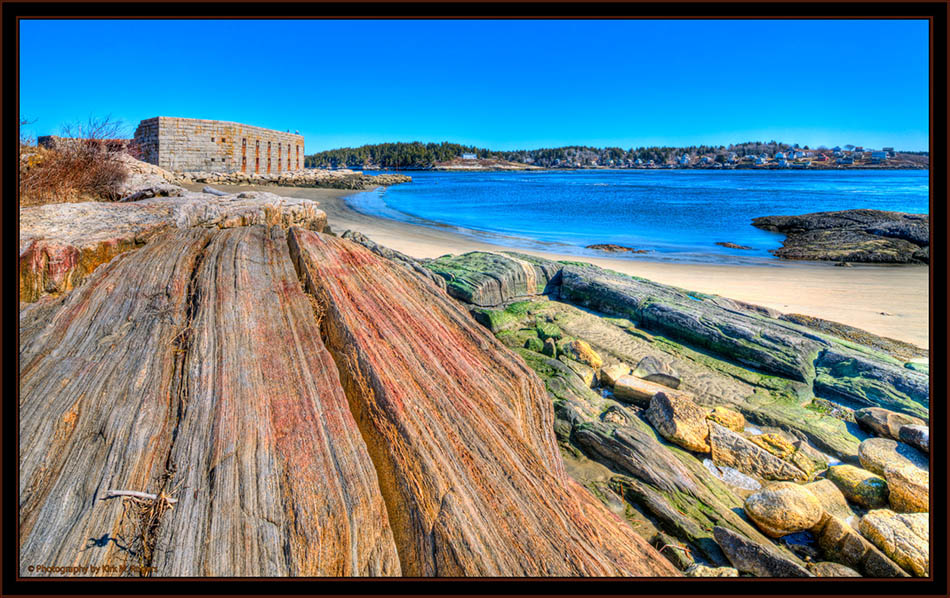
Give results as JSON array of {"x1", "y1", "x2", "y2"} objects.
[{"x1": 19, "y1": 116, "x2": 132, "y2": 206}]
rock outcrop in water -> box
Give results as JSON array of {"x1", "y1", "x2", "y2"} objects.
[
  {"x1": 18, "y1": 198, "x2": 678, "y2": 577},
  {"x1": 751, "y1": 209, "x2": 929, "y2": 264}
]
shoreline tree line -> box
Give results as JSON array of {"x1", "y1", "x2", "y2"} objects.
[{"x1": 304, "y1": 141, "x2": 926, "y2": 169}]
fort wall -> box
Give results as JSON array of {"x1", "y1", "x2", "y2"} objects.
[{"x1": 134, "y1": 117, "x2": 305, "y2": 174}]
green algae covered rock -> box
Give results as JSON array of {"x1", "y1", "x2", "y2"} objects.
[
  {"x1": 826, "y1": 465, "x2": 889, "y2": 509},
  {"x1": 425, "y1": 251, "x2": 561, "y2": 307},
  {"x1": 523, "y1": 336, "x2": 544, "y2": 353},
  {"x1": 814, "y1": 349, "x2": 929, "y2": 421}
]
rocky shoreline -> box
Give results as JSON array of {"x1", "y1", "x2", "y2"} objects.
[
  {"x1": 169, "y1": 168, "x2": 411, "y2": 190},
  {"x1": 17, "y1": 173, "x2": 929, "y2": 578},
  {"x1": 357, "y1": 246, "x2": 929, "y2": 577},
  {"x1": 752, "y1": 209, "x2": 929, "y2": 264}
]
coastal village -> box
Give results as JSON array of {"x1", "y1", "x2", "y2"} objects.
[
  {"x1": 553, "y1": 146, "x2": 925, "y2": 170},
  {"x1": 17, "y1": 115, "x2": 930, "y2": 580}
]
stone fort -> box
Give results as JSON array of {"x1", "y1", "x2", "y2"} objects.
[{"x1": 133, "y1": 117, "x2": 304, "y2": 174}]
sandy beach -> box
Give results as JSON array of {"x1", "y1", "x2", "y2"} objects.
[{"x1": 192, "y1": 184, "x2": 930, "y2": 349}]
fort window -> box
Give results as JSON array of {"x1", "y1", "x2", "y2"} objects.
[{"x1": 211, "y1": 137, "x2": 215, "y2": 142}]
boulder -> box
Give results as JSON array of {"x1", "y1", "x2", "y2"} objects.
[
  {"x1": 747, "y1": 433, "x2": 826, "y2": 479},
  {"x1": 599, "y1": 363, "x2": 631, "y2": 387},
  {"x1": 558, "y1": 356, "x2": 596, "y2": 387},
  {"x1": 632, "y1": 355, "x2": 681, "y2": 389},
  {"x1": 812, "y1": 515, "x2": 907, "y2": 577},
  {"x1": 290, "y1": 229, "x2": 680, "y2": 576},
  {"x1": 536, "y1": 321, "x2": 563, "y2": 341},
  {"x1": 708, "y1": 423, "x2": 808, "y2": 482},
  {"x1": 706, "y1": 406, "x2": 746, "y2": 433},
  {"x1": 884, "y1": 466, "x2": 929, "y2": 513},
  {"x1": 855, "y1": 407, "x2": 925, "y2": 440},
  {"x1": 858, "y1": 438, "x2": 928, "y2": 477},
  {"x1": 613, "y1": 375, "x2": 691, "y2": 407},
  {"x1": 571, "y1": 419, "x2": 786, "y2": 568},
  {"x1": 684, "y1": 563, "x2": 739, "y2": 577},
  {"x1": 825, "y1": 465, "x2": 889, "y2": 509},
  {"x1": 645, "y1": 392, "x2": 712, "y2": 453},
  {"x1": 804, "y1": 479, "x2": 856, "y2": 524},
  {"x1": 808, "y1": 562, "x2": 862, "y2": 577},
  {"x1": 542, "y1": 337, "x2": 557, "y2": 357},
  {"x1": 559, "y1": 339, "x2": 604, "y2": 369},
  {"x1": 898, "y1": 425, "x2": 929, "y2": 453},
  {"x1": 744, "y1": 482, "x2": 824, "y2": 538},
  {"x1": 423, "y1": 251, "x2": 561, "y2": 307},
  {"x1": 859, "y1": 510, "x2": 929, "y2": 577},
  {"x1": 712, "y1": 526, "x2": 812, "y2": 577},
  {"x1": 523, "y1": 336, "x2": 544, "y2": 353}
]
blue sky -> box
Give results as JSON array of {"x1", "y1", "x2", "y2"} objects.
[{"x1": 20, "y1": 19, "x2": 929, "y2": 152}]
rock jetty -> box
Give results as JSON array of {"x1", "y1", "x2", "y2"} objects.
[
  {"x1": 171, "y1": 168, "x2": 411, "y2": 190},
  {"x1": 752, "y1": 209, "x2": 929, "y2": 263}
]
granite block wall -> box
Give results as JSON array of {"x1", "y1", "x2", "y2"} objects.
[{"x1": 133, "y1": 117, "x2": 304, "y2": 174}]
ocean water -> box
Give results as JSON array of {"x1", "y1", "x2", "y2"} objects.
[{"x1": 349, "y1": 169, "x2": 929, "y2": 264}]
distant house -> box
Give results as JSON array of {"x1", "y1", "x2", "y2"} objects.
[
  {"x1": 777, "y1": 158, "x2": 789, "y2": 167},
  {"x1": 775, "y1": 151, "x2": 786, "y2": 160},
  {"x1": 883, "y1": 146, "x2": 896, "y2": 157},
  {"x1": 816, "y1": 153, "x2": 828, "y2": 161},
  {"x1": 871, "y1": 151, "x2": 887, "y2": 163},
  {"x1": 728, "y1": 152, "x2": 738, "y2": 163},
  {"x1": 832, "y1": 146, "x2": 842, "y2": 152},
  {"x1": 837, "y1": 157, "x2": 854, "y2": 165},
  {"x1": 634, "y1": 158, "x2": 643, "y2": 166},
  {"x1": 678, "y1": 154, "x2": 691, "y2": 166},
  {"x1": 754, "y1": 157, "x2": 765, "y2": 165},
  {"x1": 461, "y1": 153, "x2": 477, "y2": 160},
  {"x1": 700, "y1": 156, "x2": 711, "y2": 164},
  {"x1": 792, "y1": 151, "x2": 804, "y2": 159}
]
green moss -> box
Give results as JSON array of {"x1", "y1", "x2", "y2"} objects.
[
  {"x1": 471, "y1": 307, "x2": 521, "y2": 332},
  {"x1": 536, "y1": 321, "x2": 563, "y2": 341},
  {"x1": 524, "y1": 336, "x2": 544, "y2": 352},
  {"x1": 504, "y1": 300, "x2": 535, "y2": 316}
]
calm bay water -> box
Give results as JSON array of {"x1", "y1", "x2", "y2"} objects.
[{"x1": 349, "y1": 169, "x2": 929, "y2": 264}]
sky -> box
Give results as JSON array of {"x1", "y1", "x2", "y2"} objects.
[{"x1": 19, "y1": 19, "x2": 930, "y2": 152}]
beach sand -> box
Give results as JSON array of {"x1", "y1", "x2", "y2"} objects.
[{"x1": 192, "y1": 184, "x2": 930, "y2": 349}]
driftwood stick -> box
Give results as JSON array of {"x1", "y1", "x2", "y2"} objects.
[{"x1": 105, "y1": 490, "x2": 178, "y2": 504}]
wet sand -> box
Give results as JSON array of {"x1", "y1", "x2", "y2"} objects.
[{"x1": 197, "y1": 184, "x2": 930, "y2": 350}]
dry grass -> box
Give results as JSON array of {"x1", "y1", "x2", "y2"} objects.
[{"x1": 19, "y1": 117, "x2": 133, "y2": 206}]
